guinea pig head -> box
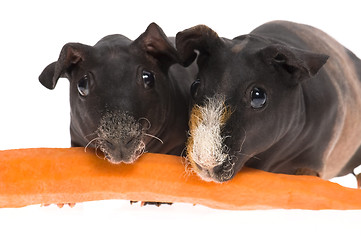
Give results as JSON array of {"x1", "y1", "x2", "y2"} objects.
[
  {"x1": 39, "y1": 23, "x2": 180, "y2": 164},
  {"x1": 176, "y1": 25, "x2": 328, "y2": 182}
]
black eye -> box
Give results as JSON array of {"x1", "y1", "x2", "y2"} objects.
[
  {"x1": 190, "y1": 78, "x2": 200, "y2": 99},
  {"x1": 77, "y1": 74, "x2": 90, "y2": 97},
  {"x1": 250, "y1": 87, "x2": 267, "y2": 109},
  {"x1": 142, "y1": 70, "x2": 155, "y2": 89}
]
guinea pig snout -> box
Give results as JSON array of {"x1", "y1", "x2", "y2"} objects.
[
  {"x1": 211, "y1": 160, "x2": 235, "y2": 182},
  {"x1": 100, "y1": 138, "x2": 144, "y2": 164},
  {"x1": 95, "y1": 111, "x2": 145, "y2": 164},
  {"x1": 193, "y1": 158, "x2": 235, "y2": 183},
  {"x1": 187, "y1": 94, "x2": 234, "y2": 182}
]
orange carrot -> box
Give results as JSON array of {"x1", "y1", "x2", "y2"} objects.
[{"x1": 1, "y1": 148, "x2": 361, "y2": 210}]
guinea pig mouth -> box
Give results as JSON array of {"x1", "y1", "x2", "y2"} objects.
[
  {"x1": 97, "y1": 138, "x2": 145, "y2": 164},
  {"x1": 187, "y1": 94, "x2": 235, "y2": 182},
  {"x1": 191, "y1": 158, "x2": 235, "y2": 183},
  {"x1": 93, "y1": 111, "x2": 146, "y2": 164}
]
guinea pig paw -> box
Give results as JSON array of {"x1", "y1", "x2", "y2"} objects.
[
  {"x1": 141, "y1": 201, "x2": 173, "y2": 207},
  {"x1": 40, "y1": 203, "x2": 76, "y2": 208},
  {"x1": 57, "y1": 203, "x2": 76, "y2": 208},
  {"x1": 356, "y1": 173, "x2": 361, "y2": 189},
  {"x1": 129, "y1": 200, "x2": 173, "y2": 207}
]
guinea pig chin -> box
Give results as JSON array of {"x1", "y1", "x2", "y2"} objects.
[
  {"x1": 94, "y1": 111, "x2": 146, "y2": 164},
  {"x1": 186, "y1": 94, "x2": 234, "y2": 182}
]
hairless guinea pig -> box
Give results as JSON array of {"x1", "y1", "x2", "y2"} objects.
[
  {"x1": 176, "y1": 20, "x2": 361, "y2": 182},
  {"x1": 39, "y1": 23, "x2": 196, "y2": 164}
]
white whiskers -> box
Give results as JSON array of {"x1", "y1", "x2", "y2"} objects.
[
  {"x1": 138, "y1": 117, "x2": 151, "y2": 131},
  {"x1": 139, "y1": 117, "x2": 164, "y2": 144},
  {"x1": 84, "y1": 137, "x2": 103, "y2": 153},
  {"x1": 144, "y1": 133, "x2": 164, "y2": 144}
]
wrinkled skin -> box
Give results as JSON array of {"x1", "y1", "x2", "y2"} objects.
[{"x1": 176, "y1": 21, "x2": 361, "y2": 182}]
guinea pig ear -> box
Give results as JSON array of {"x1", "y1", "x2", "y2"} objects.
[
  {"x1": 260, "y1": 44, "x2": 329, "y2": 84},
  {"x1": 133, "y1": 22, "x2": 180, "y2": 68},
  {"x1": 39, "y1": 43, "x2": 92, "y2": 89},
  {"x1": 176, "y1": 25, "x2": 224, "y2": 67}
]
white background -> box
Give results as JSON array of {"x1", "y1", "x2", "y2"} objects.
[{"x1": 1, "y1": 0, "x2": 361, "y2": 239}]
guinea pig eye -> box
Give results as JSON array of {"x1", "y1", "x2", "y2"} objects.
[
  {"x1": 142, "y1": 70, "x2": 155, "y2": 89},
  {"x1": 190, "y1": 78, "x2": 200, "y2": 99},
  {"x1": 77, "y1": 74, "x2": 90, "y2": 97},
  {"x1": 250, "y1": 87, "x2": 267, "y2": 109}
]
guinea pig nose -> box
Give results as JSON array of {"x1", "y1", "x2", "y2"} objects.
[
  {"x1": 125, "y1": 138, "x2": 136, "y2": 147},
  {"x1": 104, "y1": 140, "x2": 116, "y2": 151},
  {"x1": 212, "y1": 164, "x2": 224, "y2": 175},
  {"x1": 212, "y1": 161, "x2": 234, "y2": 182}
]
